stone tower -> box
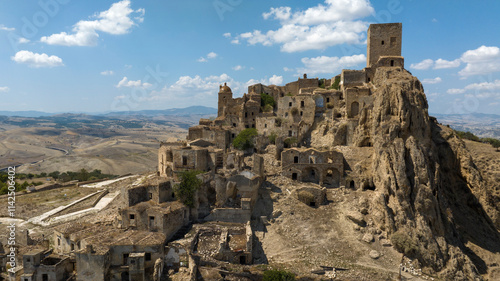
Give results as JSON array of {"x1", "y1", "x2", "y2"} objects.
[
  {"x1": 218, "y1": 82, "x2": 232, "y2": 117},
  {"x1": 366, "y1": 23, "x2": 402, "y2": 67}
]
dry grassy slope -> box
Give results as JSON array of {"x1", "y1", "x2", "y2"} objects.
[{"x1": 0, "y1": 126, "x2": 187, "y2": 175}]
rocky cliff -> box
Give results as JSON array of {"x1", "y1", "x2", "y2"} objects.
[{"x1": 350, "y1": 67, "x2": 500, "y2": 280}]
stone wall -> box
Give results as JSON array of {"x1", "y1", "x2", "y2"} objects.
[{"x1": 367, "y1": 23, "x2": 402, "y2": 67}]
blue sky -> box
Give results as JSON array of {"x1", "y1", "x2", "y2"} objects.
[{"x1": 1, "y1": 0, "x2": 500, "y2": 114}]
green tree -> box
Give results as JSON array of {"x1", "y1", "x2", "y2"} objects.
[
  {"x1": 49, "y1": 171, "x2": 60, "y2": 180},
  {"x1": 260, "y1": 93, "x2": 276, "y2": 108},
  {"x1": 233, "y1": 128, "x2": 258, "y2": 150},
  {"x1": 173, "y1": 170, "x2": 203, "y2": 207},
  {"x1": 331, "y1": 76, "x2": 340, "y2": 90},
  {"x1": 263, "y1": 270, "x2": 295, "y2": 281}
]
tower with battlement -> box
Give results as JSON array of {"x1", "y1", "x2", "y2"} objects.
[{"x1": 366, "y1": 23, "x2": 402, "y2": 67}]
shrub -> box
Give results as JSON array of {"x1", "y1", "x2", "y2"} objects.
[
  {"x1": 290, "y1": 107, "x2": 299, "y2": 115},
  {"x1": 260, "y1": 93, "x2": 276, "y2": 108},
  {"x1": 263, "y1": 270, "x2": 295, "y2": 281},
  {"x1": 268, "y1": 132, "x2": 277, "y2": 144},
  {"x1": 454, "y1": 130, "x2": 480, "y2": 142},
  {"x1": 391, "y1": 230, "x2": 418, "y2": 256},
  {"x1": 331, "y1": 76, "x2": 340, "y2": 90},
  {"x1": 262, "y1": 104, "x2": 274, "y2": 113},
  {"x1": 319, "y1": 78, "x2": 326, "y2": 89},
  {"x1": 482, "y1": 137, "x2": 500, "y2": 151},
  {"x1": 284, "y1": 137, "x2": 297, "y2": 146},
  {"x1": 173, "y1": 170, "x2": 203, "y2": 208},
  {"x1": 326, "y1": 102, "x2": 334, "y2": 109},
  {"x1": 233, "y1": 128, "x2": 258, "y2": 150}
]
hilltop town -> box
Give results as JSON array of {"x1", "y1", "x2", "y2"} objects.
[{"x1": 1, "y1": 23, "x2": 500, "y2": 281}]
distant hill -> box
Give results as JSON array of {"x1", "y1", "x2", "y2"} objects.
[
  {"x1": 0, "y1": 106, "x2": 217, "y2": 118},
  {"x1": 0, "y1": 110, "x2": 55, "y2": 117},
  {"x1": 104, "y1": 106, "x2": 217, "y2": 117},
  {"x1": 431, "y1": 113, "x2": 500, "y2": 139}
]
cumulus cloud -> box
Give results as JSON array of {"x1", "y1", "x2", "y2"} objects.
[
  {"x1": 18, "y1": 37, "x2": 30, "y2": 44},
  {"x1": 297, "y1": 54, "x2": 366, "y2": 75},
  {"x1": 464, "y1": 79, "x2": 500, "y2": 91},
  {"x1": 410, "y1": 58, "x2": 461, "y2": 70},
  {"x1": 446, "y1": 88, "x2": 466, "y2": 95},
  {"x1": 143, "y1": 73, "x2": 285, "y2": 108},
  {"x1": 116, "y1": 77, "x2": 152, "y2": 88},
  {"x1": 101, "y1": 70, "x2": 114, "y2": 75},
  {"x1": 246, "y1": 75, "x2": 284, "y2": 86},
  {"x1": 410, "y1": 59, "x2": 434, "y2": 70},
  {"x1": 459, "y1": 46, "x2": 500, "y2": 77},
  {"x1": 0, "y1": 24, "x2": 15, "y2": 31},
  {"x1": 11, "y1": 50, "x2": 64, "y2": 68},
  {"x1": 421, "y1": 77, "x2": 442, "y2": 84},
  {"x1": 233, "y1": 0, "x2": 373, "y2": 52},
  {"x1": 232, "y1": 65, "x2": 244, "y2": 71},
  {"x1": 223, "y1": 32, "x2": 231, "y2": 38},
  {"x1": 198, "y1": 52, "x2": 218, "y2": 62},
  {"x1": 434, "y1": 59, "x2": 460, "y2": 69},
  {"x1": 41, "y1": 0, "x2": 144, "y2": 46},
  {"x1": 445, "y1": 79, "x2": 500, "y2": 98},
  {"x1": 0, "y1": 87, "x2": 10, "y2": 93}
]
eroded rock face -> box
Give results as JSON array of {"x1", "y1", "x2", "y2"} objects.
[{"x1": 352, "y1": 67, "x2": 500, "y2": 280}]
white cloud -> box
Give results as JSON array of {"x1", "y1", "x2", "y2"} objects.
[
  {"x1": 41, "y1": 0, "x2": 144, "y2": 46},
  {"x1": 231, "y1": 39, "x2": 240, "y2": 44},
  {"x1": 464, "y1": 79, "x2": 500, "y2": 91},
  {"x1": 283, "y1": 67, "x2": 293, "y2": 72},
  {"x1": 447, "y1": 88, "x2": 465, "y2": 95},
  {"x1": 101, "y1": 70, "x2": 114, "y2": 75},
  {"x1": 198, "y1": 52, "x2": 218, "y2": 62},
  {"x1": 144, "y1": 73, "x2": 285, "y2": 108},
  {"x1": 459, "y1": 46, "x2": 500, "y2": 77},
  {"x1": 234, "y1": 0, "x2": 373, "y2": 52},
  {"x1": 11, "y1": 50, "x2": 64, "y2": 68},
  {"x1": 232, "y1": 65, "x2": 244, "y2": 71},
  {"x1": 116, "y1": 77, "x2": 152, "y2": 88},
  {"x1": 434, "y1": 59, "x2": 460, "y2": 69},
  {"x1": 422, "y1": 77, "x2": 442, "y2": 84},
  {"x1": 18, "y1": 37, "x2": 30, "y2": 44},
  {"x1": 297, "y1": 54, "x2": 366, "y2": 75},
  {"x1": 0, "y1": 87, "x2": 10, "y2": 93},
  {"x1": 410, "y1": 59, "x2": 434, "y2": 70},
  {"x1": 223, "y1": 32, "x2": 231, "y2": 38},
  {"x1": 268, "y1": 75, "x2": 283, "y2": 85},
  {"x1": 0, "y1": 24, "x2": 15, "y2": 31}
]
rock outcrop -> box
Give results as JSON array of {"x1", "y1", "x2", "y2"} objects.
[{"x1": 350, "y1": 67, "x2": 500, "y2": 280}]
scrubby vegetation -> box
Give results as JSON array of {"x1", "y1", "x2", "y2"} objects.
[
  {"x1": 268, "y1": 132, "x2": 277, "y2": 144},
  {"x1": 261, "y1": 93, "x2": 276, "y2": 111},
  {"x1": 391, "y1": 230, "x2": 418, "y2": 256},
  {"x1": 331, "y1": 76, "x2": 340, "y2": 90},
  {"x1": 263, "y1": 270, "x2": 295, "y2": 281},
  {"x1": 454, "y1": 129, "x2": 500, "y2": 150},
  {"x1": 48, "y1": 169, "x2": 116, "y2": 182},
  {"x1": 233, "y1": 128, "x2": 258, "y2": 150},
  {"x1": 173, "y1": 170, "x2": 203, "y2": 207}
]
